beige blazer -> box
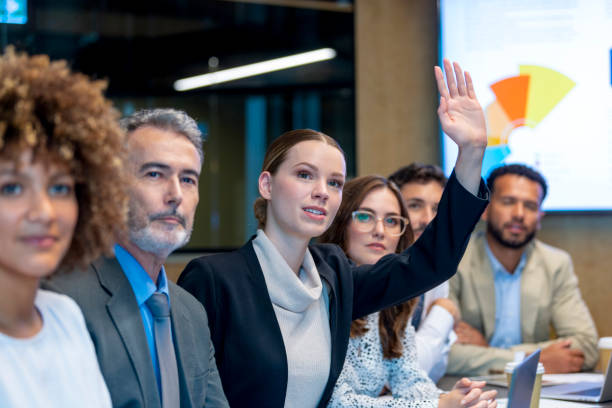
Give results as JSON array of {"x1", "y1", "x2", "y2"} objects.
[{"x1": 447, "y1": 232, "x2": 598, "y2": 376}]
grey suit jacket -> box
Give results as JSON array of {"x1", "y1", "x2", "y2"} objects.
[
  {"x1": 447, "y1": 232, "x2": 598, "y2": 376},
  {"x1": 47, "y1": 256, "x2": 228, "y2": 408}
]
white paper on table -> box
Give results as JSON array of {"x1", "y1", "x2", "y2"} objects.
[
  {"x1": 471, "y1": 373, "x2": 605, "y2": 388},
  {"x1": 543, "y1": 373, "x2": 604, "y2": 385},
  {"x1": 498, "y1": 398, "x2": 609, "y2": 407}
]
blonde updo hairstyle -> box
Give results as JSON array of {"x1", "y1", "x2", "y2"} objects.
[{"x1": 253, "y1": 129, "x2": 344, "y2": 229}]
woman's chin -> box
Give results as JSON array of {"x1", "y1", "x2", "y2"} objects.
[{"x1": 296, "y1": 221, "x2": 331, "y2": 240}]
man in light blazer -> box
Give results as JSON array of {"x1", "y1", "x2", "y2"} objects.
[
  {"x1": 447, "y1": 164, "x2": 598, "y2": 376},
  {"x1": 49, "y1": 109, "x2": 228, "y2": 407}
]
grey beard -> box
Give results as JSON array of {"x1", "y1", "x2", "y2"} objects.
[{"x1": 128, "y1": 224, "x2": 192, "y2": 258}]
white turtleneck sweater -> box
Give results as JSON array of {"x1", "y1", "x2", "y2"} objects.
[{"x1": 252, "y1": 229, "x2": 332, "y2": 408}]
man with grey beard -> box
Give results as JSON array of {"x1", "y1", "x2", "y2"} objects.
[
  {"x1": 49, "y1": 109, "x2": 229, "y2": 408},
  {"x1": 447, "y1": 164, "x2": 598, "y2": 376}
]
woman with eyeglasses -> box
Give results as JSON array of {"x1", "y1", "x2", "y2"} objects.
[
  {"x1": 178, "y1": 59, "x2": 489, "y2": 408},
  {"x1": 0, "y1": 48, "x2": 126, "y2": 407},
  {"x1": 320, "y1": 176, "x2": 497, "y2": 407}
]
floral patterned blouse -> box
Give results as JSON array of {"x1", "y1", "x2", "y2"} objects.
[{"x1": 328, "y1": 312, "x2": 443, "y2": 407}]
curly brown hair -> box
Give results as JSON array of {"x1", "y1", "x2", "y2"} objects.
[
  {"x1": 0, "y1": 47, "x2": 128, "y2": 272},
  {"x1": 319, "y1": 175, "x2": 417, "y2": 359}
]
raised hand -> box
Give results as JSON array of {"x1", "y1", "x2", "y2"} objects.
[
  {"x1": 434, "y1": 59, "x2": 487, "y2": 195},
  {"x1": 435, "y1": 59, "x2": 487, "y2": 150}
]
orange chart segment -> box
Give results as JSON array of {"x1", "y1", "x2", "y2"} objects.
[
  {"x1": 519, "y1": 65, "x2": 576, "y2": 128},
  {"x1": 490, "y1": 75, "x2": 530, "y2": 122},
  {"x1": 486, "y1": 100, "x2": 512, "y2": 146}
]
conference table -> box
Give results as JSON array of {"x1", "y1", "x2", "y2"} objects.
[{"x1": 438, "y1": 375, "x2": 612, "y2": 407}]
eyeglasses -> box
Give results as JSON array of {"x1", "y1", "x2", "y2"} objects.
[{"x1": 350, "y1": 210, "x2": 409, "y2": 236}]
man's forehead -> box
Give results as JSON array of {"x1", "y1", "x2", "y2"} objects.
[
  {"x1": 400, "y1": 180, "x2": 444, "y2": 199},
  {"x1": 126, "y1": 127, "x2": 201, "y2": 172},
  {"x1": 493, "y1": 174, "x2": 543, "y2": 201},
  {"x1": 127, "y1": 126, "x2": 185, "y2": 147}
]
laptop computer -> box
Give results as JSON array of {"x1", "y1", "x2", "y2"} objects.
[
  {"x1": 541, "y1": 356, "x2": 612, "y2": 403},
  {"x1": 506, "y1": 349, "x2": 541, "y2": 408}
]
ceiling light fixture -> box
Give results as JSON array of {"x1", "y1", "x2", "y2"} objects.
[{"x1": 174, "y1": 47, "x2": 337, "y2": 91}]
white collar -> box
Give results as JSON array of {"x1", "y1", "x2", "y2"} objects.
[{"x1": 252, "y1": 229, "x2": 322, "y2": 312}]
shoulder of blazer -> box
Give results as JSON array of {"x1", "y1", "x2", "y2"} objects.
[
  {"x1": 183, "y1": 241, "x2": 254, "y2": 277},
  {"x1": 308, "y1": 242, "x2": 350, "y2": 270},
  {"x1": 530, "y1": 239, "x2": 572, "y2": 268},
  {"x1": 178, "y1": 246, "x2": 249, "y2": 293},
  {"x1": 45, "y1": 256, "x2": 114, "y2": 301},
  {"x1": 178, "y1": 240, "x2": 268, "y2": 308},
  {"x1": 457, "y1": 232, "x2": 487, "y2": 274},
  {"x1": 308, "y1": 242, "x2": 353, "y2": 293},
  {"x1": 169, "y1": 282, "x2": 208, "y2": 318}
]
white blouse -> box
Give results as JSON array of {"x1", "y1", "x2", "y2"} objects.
[
  {"x1": 0, "y1": 290, "x2": 111, "y2": 408},
  {"x1": 328, "y1": 312, "x2": 443, "y2": 407},
  {"x1": 253, "y1": 229, "x2": 331, "y2": 408}
]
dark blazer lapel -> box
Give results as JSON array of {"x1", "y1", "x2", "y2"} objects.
[
  {"x1": 238, "y1": 239, "x2": 274, "y2": 289},
  {"x1": 237, "y1": 241, "x2": 289, "y2": 399},
  {"x1": 169, "y1": 284, "x2": 201, "y2": 408},
  {"x1": 94, "y1": 257, "x2": 161, "y2": 408},
  {"x1": 311, "y1": 251, "x2": 341, "y2": 407},
  {"x1": 313, "y1": 250, "x2": 338, "y2": 347},
  {"x1": 237, "y1": 240, "x2": 282, "y2": 312}
]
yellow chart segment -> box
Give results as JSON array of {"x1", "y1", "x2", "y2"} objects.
[{"x1": 519, "y1": 65, "x2": 576, "y2": 128}]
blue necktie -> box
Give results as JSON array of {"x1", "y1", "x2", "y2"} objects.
[{"x1": 146, "y1": 293, "x2": 180, "y2": 408}]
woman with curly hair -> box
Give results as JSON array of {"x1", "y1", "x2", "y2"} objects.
[
  {"x1": 0, "y1": 47, "x2": 127, "y2": 407},
  {"x1": 320, "y1": 175, "x2": 496, "y2": 408}
]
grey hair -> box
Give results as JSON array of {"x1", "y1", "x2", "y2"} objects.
[{"x1": 120, "y1": 108, "x2": 204, "y2": 164}]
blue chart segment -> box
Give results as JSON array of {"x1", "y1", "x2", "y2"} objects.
[{"x1": 483, "y1": 145, "x2": 511, "y2": 178}]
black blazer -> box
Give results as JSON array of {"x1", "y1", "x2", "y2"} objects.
[
  {"x1": 178, "y1": 172, "x2": 488, "y2": 408},
  {"x1": 47, "y1": 256, "x2": 229, "y2": 408}
]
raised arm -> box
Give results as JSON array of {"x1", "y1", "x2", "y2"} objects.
[{"x1": 435, "y1": 59, "x2": 487, "y2": 195}]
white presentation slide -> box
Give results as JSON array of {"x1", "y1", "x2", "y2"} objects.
[{"x1": 440, "y1": 0, "x2": 612, "y2": 211}]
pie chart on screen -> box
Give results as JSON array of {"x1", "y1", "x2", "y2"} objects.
[{"x1": 482, "y1": 65, "x2": 575, "y2": 176}]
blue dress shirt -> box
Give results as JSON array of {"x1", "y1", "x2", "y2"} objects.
[
  {"x1": 114, "y1": 244, "x2": 170, "y2": 391},
  {"x1": 485, "y1": 241, "x2": 527, "y2": 349}
]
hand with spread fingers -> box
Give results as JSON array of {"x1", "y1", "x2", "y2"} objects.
[
  {"x1": 435, "y1": 59, "x2": 487, "y2": 150},
  {"x1": 434, "y1": 59, "x2": 487, "y2": 195},
  {"x1": 439, "y1": 378, "x2": 498, "y2": 408}
]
